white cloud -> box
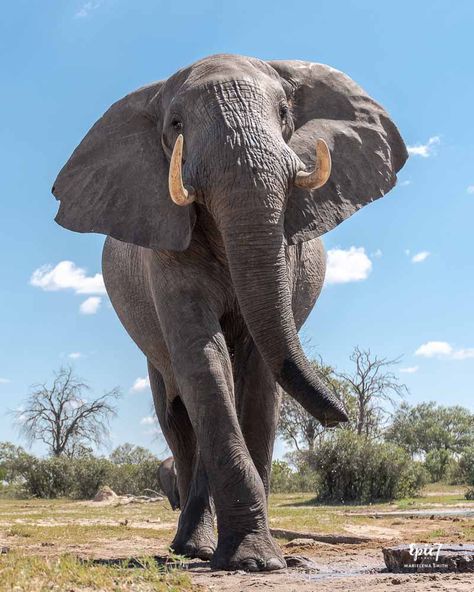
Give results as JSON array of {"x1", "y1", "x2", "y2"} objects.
[
  {"x1": 451, "y1": 348, "x2": 474, "y2": 360},
  {"x1": 411, "y1": 251, "x2": 430, "y2": 263},
  {"x1": 68, "y1": 352, "x2": 83, "y2": 360},
  {"x1": 325, "y1": 247, "x2": 372, "y2": 285},
  {"x1": 0, "y1": 378, "x2": 10, "y2": 384},
  {"x1": 141, "y1": 416, "x2": 157, "y2": 425},
  {"x1": 131, "y1": 377, "x2": 150, "y2": 393},
  {"x1": 400, "y1": 180, "x2": 412, "y2": 187},
  {"x1": 400, "y1": 366, "x2": 419, "y2": 374},
  {"x1": 415, "y1": 341, "x2": 453, "y2": 358},
  {"x1": 415, "y1": 341, "x2": 474, "y2": 360},
  {"x1": 371, "y1": 249, "x2": 383, "y2": 259},
  {"x1": 31, "y1": 261, "x2": 105, "y2": 295},
  {"x1": 407, "y1": 136, "x2": 440, "y2": 158},
  {"x1": 75, "y1": 1, "x2": 102, "y2": 18},
  {"x1": 467, "y1": 185, "x2": 474, "y2": 194},
  {"x1": 79, "y1": 296, "x2": 102, "y2": 315}
]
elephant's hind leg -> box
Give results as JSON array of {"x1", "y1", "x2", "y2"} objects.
[
  {"x1": 172, "y1": 453, "x2": 215, "y2": 560},
  {"x1": 148, "y1": 361, "x2": 215, "y2": 560},
  {"x1": 234, "y1": 338, "x2": 281, "y2": 497}
]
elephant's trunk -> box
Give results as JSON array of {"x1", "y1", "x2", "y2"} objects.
[
  {"x1": 175, "y1": 110, "x2": 347, "y2": 425},
  {"x1": 220, "y1": 213, "x2": 348, "y2": 426}
]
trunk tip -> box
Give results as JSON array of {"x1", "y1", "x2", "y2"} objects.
[{"x1": 319, "y1": 405, "x2": 349, "y2": 427}]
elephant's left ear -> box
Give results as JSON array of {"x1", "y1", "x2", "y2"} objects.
[{"x1": 268, "y1": 60, "x2": 408, "y2": 244}]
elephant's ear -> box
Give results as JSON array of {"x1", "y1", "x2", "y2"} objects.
[
  {"x1": 268, "y1": 60, "x2": 408, "y2": 244},
  {"x1": 52, "y1": 81, "x2": 195, "y2": 251}
]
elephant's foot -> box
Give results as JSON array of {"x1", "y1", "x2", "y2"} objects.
[
  {"x1": 211, "y1": 531, "x2": 286, "y2": 572},
  {"x1": 171, "y1": 522, "x2": 216, "y2": 561},
  {"x1": 172, "y1": 540, "x2": 215, "y2": 561}
]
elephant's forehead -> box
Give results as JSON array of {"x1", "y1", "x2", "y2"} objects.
[{"x1": 170, "y1": 54, "x2": 279, "y2": 92}]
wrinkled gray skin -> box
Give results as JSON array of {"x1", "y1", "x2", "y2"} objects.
[
  {"x1": 158, "y1": 457, "x2": 180, "y2": 511},
  {"x1": 52, "y1": 54, "x2": 407, "y2": 571}
]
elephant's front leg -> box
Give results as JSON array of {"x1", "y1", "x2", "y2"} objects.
[{"x1": 157, "y1": 299, "x2": 285, "y2": 572}]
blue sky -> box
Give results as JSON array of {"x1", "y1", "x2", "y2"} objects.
[{"x1": 1, "y1": 0, "x2": 473, "y2": 459}]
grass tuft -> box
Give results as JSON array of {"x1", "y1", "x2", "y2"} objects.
[{"x1": 0, "y1": 552, "x2": 196, "y2": 592}]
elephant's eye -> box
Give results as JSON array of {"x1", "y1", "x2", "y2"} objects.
[
  {"x1": 171, "y1": 118, "x2": 183, "y2": 132},
  {"x1": 279, "y1": 104, "x2": 289, "y2": 123}
]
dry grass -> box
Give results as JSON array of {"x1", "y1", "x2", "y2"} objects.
[
  {"x1": 0, "y1": 552, "x2": 195, "y2": 592},
  {"x1": 0, "y1": 485, "x2": 473, "y2": 591}
]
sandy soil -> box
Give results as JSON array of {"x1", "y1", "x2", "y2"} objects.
[{"x1": 1, "y1": 496, "x2": 473, "y2": 591}]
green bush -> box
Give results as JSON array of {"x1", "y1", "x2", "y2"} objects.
[
  {"x1": 1, "y1": 441, "x2": 163, "y2": 499},
  {"x1": 21, "y1": 457, "x2": 75, "y2": 498},
  {"x1": 457, "y1": 447, "x2": 474, "y2": 485},
  {"x1": 270, "y1": 460, "x2": 318, "y2": 493},
  {"x1": 18, "y1": 457, "x2": 162, "y2": 499},
  {"x1": 69, "y1": 458, "x2": 114, "y2": 499},
  {"x1": 0, "y1": 442, "x2": 34, "y2": 483},
  {"x1": 270, "y1": 460, "x2": 293, "y2": 493},
  {"x1": 424, "y1": 449, "x2": 456, "y2": 483},
  {"x1": 106, "y1": 460, "x2": 162, "y2": 496},
  {"x1": 310, "y1": 432, "x2": 427, "y2": 503}
]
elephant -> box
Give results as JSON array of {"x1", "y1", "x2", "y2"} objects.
[
  {"x1": 158, "y1": 456, "x2": 180, "y2": 511},
  {"x1": 52, "y1": 54, "x2": 407, "y2": 571}
]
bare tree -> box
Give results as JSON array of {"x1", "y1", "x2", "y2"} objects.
[
  {"x1": 336, "y1": 347, "x2": 406, "y2": 438},
  {"x1": 14, "y1": 367, "x2": 120, "y2": 457}
]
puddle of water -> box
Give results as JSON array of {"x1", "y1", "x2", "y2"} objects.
[{"x1": 307, "y1": 565, "x2": 386, "y2": 581}]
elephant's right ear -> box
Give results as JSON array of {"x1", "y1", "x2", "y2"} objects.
[{"x1": 53, "y1": 82, "x2": 195, "y2": 251}]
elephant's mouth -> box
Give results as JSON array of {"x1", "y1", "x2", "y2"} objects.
[{"x1": 165, "y1": 132, "x2": 348, "y2": 427}]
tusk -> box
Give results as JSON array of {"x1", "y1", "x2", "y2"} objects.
[
  {"x1": 295, "y1": 138, "x2": 331, "y2": 190},
  {"x1": 169, "y1": 134, "x2": 196, "y2": 206}
]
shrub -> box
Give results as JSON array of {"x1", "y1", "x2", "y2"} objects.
[
  {"x1": 457, "y1": 447, "x2": 474, "y2": 485},
  {"x1": 106, "y1": 460, "x2": 162, "y2": 496},
  {"x1": 424, "y1": 449, "x2": 456, "y2": 483},
  {"x1": 21, "y1": 457, "x2": 75, "y2": 498},
  {"x1": 270, "y1": 460, "x2": 319, "y2": 493},
  {"x1": 310, "y1": 432, "x2": 427, "y2": 503},
  {"x1": 70, "y1": 458, "x2": 114, "y2": 499},
  {"x1": 18, "y1": 457, "x2": 162, "y2": 499},
  {"x1": 465, "y1": 487, "x2": 474, "y2": 500},
  {"x1": 0, "y1": 442, "x2": 34, "y2": 483}
]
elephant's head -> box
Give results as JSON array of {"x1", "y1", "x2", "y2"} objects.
[{"x1": 52, "y1": 54, "x2": 407, "y2": 426}]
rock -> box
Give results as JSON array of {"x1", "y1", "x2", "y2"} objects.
[
  {"x1": 383, "y1": 544, "x2": 474, "y2": 573},
  {"x1": 93, "y1": 486, "x2": 118, "y2": 502},
  {"x1": 1, "y1": 546, "x2": 9, "y2": 554}
]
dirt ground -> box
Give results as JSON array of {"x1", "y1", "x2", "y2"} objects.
[{"x1": 0, "y1": 486, "x2": 473, "y2": 591}]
